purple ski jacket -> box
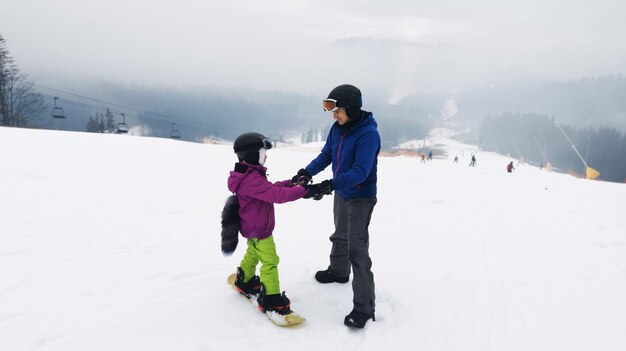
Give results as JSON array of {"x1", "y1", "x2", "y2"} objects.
[{"x1": 227, "y1": 162, "x2": 307, "y2": 240}]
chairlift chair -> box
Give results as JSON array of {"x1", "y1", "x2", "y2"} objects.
[
  {"x1": 170, "y1": 123, "x2": 180, "y2": 139},
  {"x1": 51, "y1": 97, "x2": 66, "y2": 119},
  {"x1": 115, "y1": 113, "x2": 129, "y2": 134},
  {"x1": 115, "y1": 123, "x2": 129, "y2": 134}
]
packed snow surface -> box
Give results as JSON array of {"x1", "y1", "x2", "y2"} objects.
[{"x1": 1, "y1": 126, "x2": 625, "y2": 351}]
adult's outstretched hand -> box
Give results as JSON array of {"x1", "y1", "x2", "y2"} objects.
[{"x1": 319, "y1": 179, "x2": 334, "y2": 195}]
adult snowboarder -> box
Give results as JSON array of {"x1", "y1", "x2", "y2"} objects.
[{"x1": 291, "y1": 84, "x2": 380, "y2": 328}]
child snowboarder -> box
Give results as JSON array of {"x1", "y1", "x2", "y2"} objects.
[{"x1": 226, "y1": 132, "x2": 318, "y2": 315}]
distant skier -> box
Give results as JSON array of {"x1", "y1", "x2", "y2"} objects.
[
  {"x1": 453, "y1": 155, "x2": 458, "y2": 163},
  {"x1": 225, "y1": 132, "x2": 321, "y2": 316},
  {"x1": 420, "y1": 153, "x2": 426, "y2": 163},
  {"x1": 470, "y1": 155, "x2": 477, "y2": 167},
  {"x1": 507, "y1": 161, "x2": 515, "y2": 173},
  {"x1": 427, "y1": 150, "x2": 433, "y2": 160}
]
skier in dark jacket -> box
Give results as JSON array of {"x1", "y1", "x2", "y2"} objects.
[
  {"x1": 507, "y1": 161, "x2": 515, "y2": 173},
  {"x1": 291, "y1": 84, "x2": 380, "y2": 328}
]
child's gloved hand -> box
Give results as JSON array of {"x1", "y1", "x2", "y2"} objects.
[
  {"x1": 291, "y1": 168, "x2": 312, "y2": 186},
  {"x1": 303, "y1": 183, "x2": 324, "y2": 200}
]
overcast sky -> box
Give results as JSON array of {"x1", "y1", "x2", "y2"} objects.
[{"x1": 2, "y1": 0, "x2": 626, "y2": 102}]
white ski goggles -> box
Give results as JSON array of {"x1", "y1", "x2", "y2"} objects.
[{"x1": 323, "y1": 99, "x2": 339, "y2": 112}]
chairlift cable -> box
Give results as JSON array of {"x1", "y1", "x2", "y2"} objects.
[
  {"x1": 40, "y1": 93, "x2": 226, "y2": 133},
  {"x1": 36, "y1": 84, "x2": 240, "y2": 136},
  {"x1": 35, "y1": 83, "x2": 216, "y2": 127}
]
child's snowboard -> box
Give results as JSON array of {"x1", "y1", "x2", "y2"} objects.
[{"x1": 227, "y1": 273, "x2": 305, "y2": 326}]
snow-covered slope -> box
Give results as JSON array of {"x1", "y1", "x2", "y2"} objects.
[{"x1": 1, "y1": 126, "x2": 625, "y2": 351}]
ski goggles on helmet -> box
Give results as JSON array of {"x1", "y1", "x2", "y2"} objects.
[
  {"x1": 261, "y1": 137, "x2": 273, "y2": 150},
  {"x1": 233, "y1": 136, "x2": 273, "y2": 153},
  {"x1": 323, "y1": 99, "x2": 339, "y2": 112}
]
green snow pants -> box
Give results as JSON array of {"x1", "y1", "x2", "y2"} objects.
[{"x1": 239, "y1": 235, "x2": 281, "y2": 295}]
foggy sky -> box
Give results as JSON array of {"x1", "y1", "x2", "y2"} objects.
[{"x1": 2, "y1": 0, "x2": 626, "y2": 102}]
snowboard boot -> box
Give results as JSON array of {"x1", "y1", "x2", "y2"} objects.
[
  {"x1": 257, "y1": 284, "x2": 292, "y2": 315},
  {"x1": 344, "y1": 309, "x2": 375, "y2": 329},
  {"x1": 315, "y1": 268, "x2": 349, "y2": 284},
  {"x1": 234, "y1": 267, "x2": 261, "y2": 298}
]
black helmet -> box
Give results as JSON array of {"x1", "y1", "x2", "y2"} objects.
[
  {"x1": 327, "y1": 84, "x2": 362, "y2": 109},
  {"x1": 233, "y1": 132, "x2": 272, "y2": 164}
]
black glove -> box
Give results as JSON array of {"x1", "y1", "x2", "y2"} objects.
[
  {"x1": 303, "y1": 183, "x2": 325, "y2": 201},
  {"x1": 319, "y1": 179, "x2": 334, "y2": 195},
  {"x1": 291, "y1": 168, "x2": 312, "y2": 186},
  {"x1": 303, "y1": 183, "x2": 319, "y2": 199}
]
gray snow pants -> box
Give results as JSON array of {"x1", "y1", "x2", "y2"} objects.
[{"x1": 328, "y1": 194, "x2": 377, "y2": 315}]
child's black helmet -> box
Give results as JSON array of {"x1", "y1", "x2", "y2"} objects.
[{"x1": 233, "y1": 132, "x2": 272, "y2": 164}]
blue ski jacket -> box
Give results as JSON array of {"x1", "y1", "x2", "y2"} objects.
[{"x1": 305, "y1": 111, "x2": 381, "y2": 199}]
